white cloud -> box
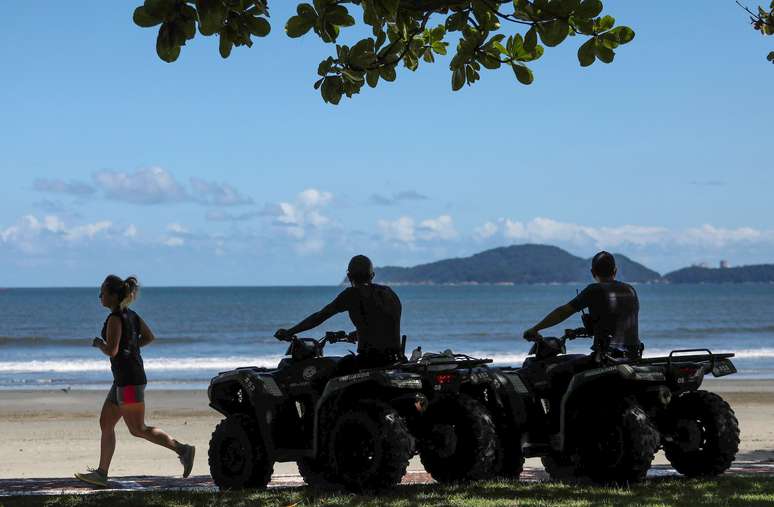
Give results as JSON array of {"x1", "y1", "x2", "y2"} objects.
[
  {"x1": 678, "y1": 224, "x2": 764, "y2": 247},
  {"x1": 499, "y1": 217, "x2": 669, "y2": 248},
  {"x1": 93, "y1": 167, "x2": 188, "y2": 205},
  {"x1": 167, "y1": 223, "x2": 189, "y2": 235},
  {"x1": 63, "y1": 221, "x2": 112, "y2": 241},
  {"x1": 370, "y1": 190, "x2": 429, "y2": 206},
  {"x1": 124, "y1": 225, "x2": 138, "y2": 238},
  {"x1": 297, "y1": 188, "x2": 333, "y2": 209},
  {"x1": 378, "y1": 215, "x2": 457, "y2": 243},
  {"x1": 33, "y1": 178, "x2": 95, "y2": 196},
  {"x1": 34, "y1": 168, "x2": 254, "y2": 207},
  {"x1": 0, "y1": 215, "x2": 113, "y2": 253},
  {"x1": 190, "y1": 178, "x2": 253, "y2": 206},
  {"x1": 262, "y1": 189, "x2": 334, "y2": 241},
  {"x1": 474, "y1": 221, "x2": 499, "y2": 240},
  {"x1": 378, "y1": 216, "x2": 416, "y2": 243},
  {"x1": 163, "y1": 237, "x2": 185, "y2": 247},
  {"x1": 418, "y1": 215, "x2": 457, "y2": 240}
]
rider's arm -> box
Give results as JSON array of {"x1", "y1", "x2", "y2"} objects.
[
  {"x1": 525, "y1": 286, "x2": 591, "y2": 338},
  {"x1": 526, "y1": 304, "x2": 576, "y2": 335},
  {"x1": 286, "y1": 291, "x2": 349, "y2": 336},
  {"x1": 96, "y1": 315, "x2": 121, "y2": 357}
]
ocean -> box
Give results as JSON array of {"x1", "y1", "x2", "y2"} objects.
[{"x1": 1, "y1": 284, "x2": 773, "y2": 389}]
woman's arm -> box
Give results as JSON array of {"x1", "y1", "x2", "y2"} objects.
[
  {"x1": 97, "y1": 315, "x2": 122, "y2": 357},
  {"x1": 138, "y1": 317, "x2": 155, "y2": 347}
]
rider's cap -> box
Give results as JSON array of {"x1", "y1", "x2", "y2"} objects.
[
  {"x1": 347, "y1": 255, "x2": 375, "y2": 283},
  {"x1": 591, "y1": 251, "x2": 616, "y2": 277}
]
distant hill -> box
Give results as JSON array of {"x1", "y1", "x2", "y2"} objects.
[
  {"x1": 664, "y1": 264, "x2": 774, "y2": 284},
  {"x1": 374, "y1": 244, "x2": 661, "y2": 285}
]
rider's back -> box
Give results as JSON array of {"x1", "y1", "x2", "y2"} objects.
[
  {"x1": 570, "y1": 281, "x2": 640, "y2": 357},
  {"x1": 337, "y1": 283, "x2": 402, "y2": 356}
]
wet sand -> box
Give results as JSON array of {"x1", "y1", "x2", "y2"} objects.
[{"x1": 0, "y1": 379, "x2": 771, "y2": 479}]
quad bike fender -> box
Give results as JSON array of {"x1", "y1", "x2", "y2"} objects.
[
  {"x1": 555, "y1": 364, "x2": 664, "y2": 452},
  {"x1": 208, "y1": 369, "x2": 284, "y2": 459},
  {"x1": 312, "y1": 371, "x2": 424, "y2": 456},
  {"x1": 490, "y1": 371, "x2": 529, "y2": 429}
]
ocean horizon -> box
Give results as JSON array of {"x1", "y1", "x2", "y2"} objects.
[{"x1": 2, "y1": 284, "x2": 773, "y2": 390}]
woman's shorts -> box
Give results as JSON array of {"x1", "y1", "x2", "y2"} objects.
[{"x1": 107, "y1": 384, "x2": 146, "y2": 405}]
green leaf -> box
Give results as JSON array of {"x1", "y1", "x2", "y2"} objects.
[
  {"x1": 286, "y1": 15, "x2": 314, "y2": 37},
  {"x1": 576, "y1": 0, "x2": 603, "y2": 18},
  {"x1": 144, "y1": 0, "x2": 175, "y2": 19},
  {"x1": 196, "y1": 0, "x2": 227, "y2": 36},
  {"x1": 246, "y1": 16, "x2": 271, "y2": 37},
  {"x1": 297, "y1": 3, "x2": 317, "y2": 18},
  {"x1": 156, "y1": 23, "x2": 180, "y2": 62},
  {"x1": 524, "y1": 26, "x2": 538, "y2": 52},
  {"x1": 594, "y1": 42, "x2": 615, "y2": 63},
  {"x1": 321, "y1": 76, "x2": 342, "y2": 104},
  {"x1": 379, "y1": 65, "x2": 396, "y2": 81},
  {"x1": 219, "y1": 30, "x2": 233, "y2": 58},
  {"x1": 366, "y1": 69, "x2": 379, "y2": 87},
  {"x1": 768, "y1": 51, "x2": 774, "y2": 63},
  {"x1": 432, "y1": 41, "x2": 448, "y2": 55},
  {"x1": 326, "y1": 6, "x2": 355, "y2": 27},
  {"x1": 379, "y1": 0, "x2": 400, "y2": 19},
  {"x1": 317, "y1": 57, "x2": 334, "y2": 76},
  {"x1": 451, "y1": 67, "x2": 465, "y2": 91},
  {"x1": 596, "y1": 15, "x2": 615, "y2": 32},
  {"x1": 133, "y1": 6, "x2": 162, "y2": 27},
  {"x1": 538, "y1": 19, "x2": 569, "y2": 47},
  {"x1": 423, "y1": 48, "x2": 435, "y2": 63},
  {"x1": 577, "y1": 38, "x2": 595, "y2": 66},
  {"x1": 341, "y1": 69, "x2": 365, "y2": 82},
  {"x1": 608, "y1": 26, "x2": 635, "y2": 44},
  {"x1": 512, "y1": 63, "x2": 533, "y2": 84}
]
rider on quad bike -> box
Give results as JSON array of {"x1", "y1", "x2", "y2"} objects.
[
  {"x1": 520, "y1": 251, "x2": 655, "y2": 483},
  {"x1": 274, "y1": 255, "x2": 404, "y2": 371},
  {"x1": 523, "y1": 251, "x2": 642, "y2": 391}
]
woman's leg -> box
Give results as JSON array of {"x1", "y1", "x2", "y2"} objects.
[
  {"x1": 98, "y1": 399, "x2": 122, "y2": 473},
  {"x1": 120, "y1": 402, "x2": 180, "y2": 453}
]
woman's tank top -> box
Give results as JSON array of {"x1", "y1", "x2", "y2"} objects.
[{"x1": 101, "y1": 308, "x2": 147, "y2": 386}]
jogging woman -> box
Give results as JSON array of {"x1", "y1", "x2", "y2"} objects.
[{"x1": 75, "y1": 275, "x2": 195, "y2": 487}]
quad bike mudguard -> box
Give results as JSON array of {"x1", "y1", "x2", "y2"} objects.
[{"x1": 555, "y1": 363, "x2": 666, "y2": 452}]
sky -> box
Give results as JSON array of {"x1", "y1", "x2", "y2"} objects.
[{"x1": 0, "y1": 1, "x2": 772, "y2": 287}]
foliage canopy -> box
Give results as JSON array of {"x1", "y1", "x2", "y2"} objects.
[{"x1": 132, "y1": 0, "x2": 637, "y2": 104}]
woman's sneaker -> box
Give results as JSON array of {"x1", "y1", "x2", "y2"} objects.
[
  {"x1": 74, "y1": 467, "x2": 108, "y2": 488},
  {"x1": 178, "y1": 444, "x2": 195, "y2": 478}
]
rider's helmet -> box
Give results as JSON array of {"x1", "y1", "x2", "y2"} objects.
[{"x1": 347, "y1": 255, "x2": 375, "y2": 284}]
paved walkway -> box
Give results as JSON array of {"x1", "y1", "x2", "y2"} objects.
[{"x1": 2, "y1": 463, "x2": 773, "y2": 497}]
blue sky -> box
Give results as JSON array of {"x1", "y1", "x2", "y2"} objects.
[{"x1": 1, "y1": 1, "x2": 772, "y2": 286}]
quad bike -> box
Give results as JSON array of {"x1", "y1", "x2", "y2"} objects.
[
  {"x1": 395, "y1": 347, "x2": 529, "y2": 483},
  {"x1": 207, "y1": 331, "x2": 426, "y2": 492},
  {"x1": 495, "y1": 325, "x2": 740, "y2": 485}
]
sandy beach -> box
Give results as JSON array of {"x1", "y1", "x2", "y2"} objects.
[{"x1": 1, "y1": 379, "x2": 772, "y2": 480}]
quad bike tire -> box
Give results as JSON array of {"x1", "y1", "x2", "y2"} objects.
[
  {"x1": 663, "y1": 390, "x2": 740, "y2": 477},
  {"x1": 209, "y1": 414, "x2": 274, "y2": 490},
  {"x1": 495, "y1": 429, "x2": 525, "y2": 480},
  {"x1": 577, "y1": 399, "x2": 659, "y2": 486},
  {"x1": 419, "y1": 394, "x2": 499, "y2": 483},
  {"x1": 297, "y1": 457, "x2": 337, "y2": 489},
  {"x1": 541, "y1": 453, "x2": 582, "y2": 483},
  {"x1": 327, "y1": 400, "x2": 413, "y2": 492}
]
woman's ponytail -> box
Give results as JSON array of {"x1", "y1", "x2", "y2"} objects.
[
  {"x1": 121, "y1": 276, "x2": 139, "y2": 309},
  {"x1": 103, "y1": 274, "x2": 140, "y2": 309}
]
